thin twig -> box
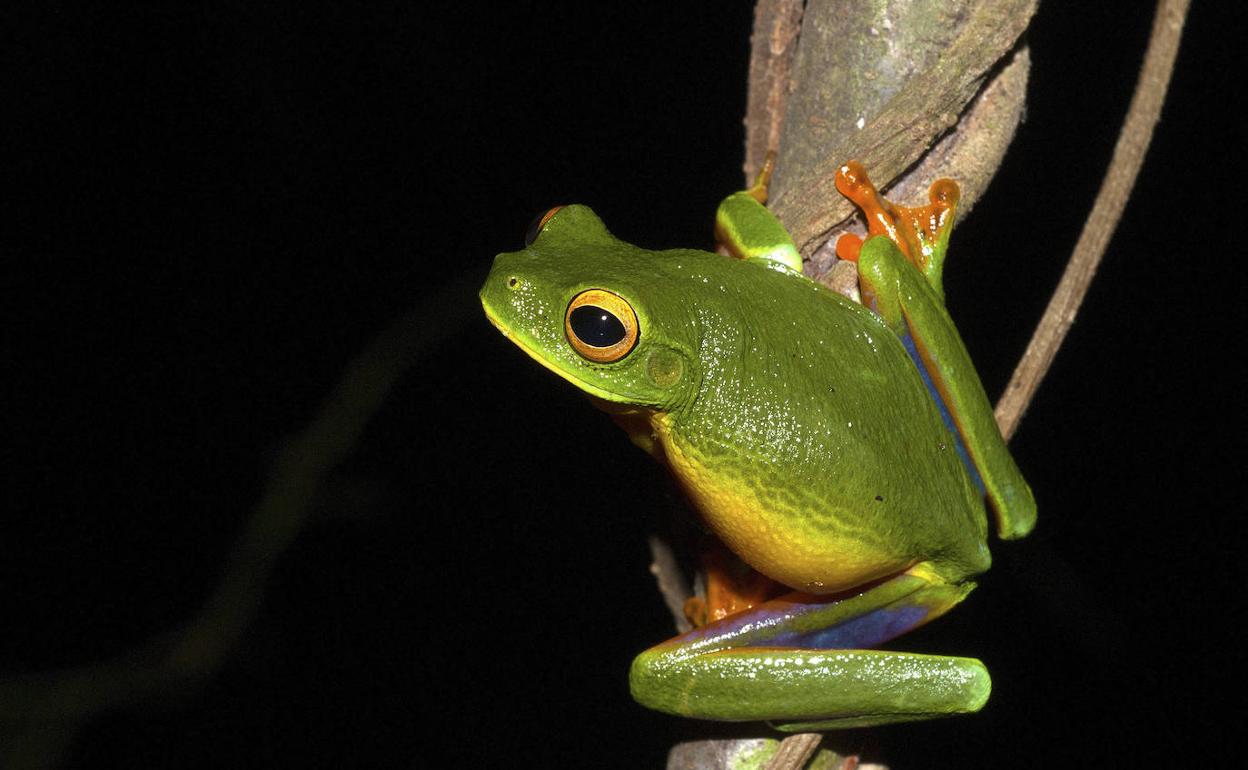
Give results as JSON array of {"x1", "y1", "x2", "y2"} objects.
[
  {"x1": 647, "y1": 535, "x2": 694, "y2": 634},
  {"x1": 993, "y1": 0, "x2": 1190, "y2": 439},
  {"x1": 763, "y1": 733, "x2": 823, "y2": 770}
]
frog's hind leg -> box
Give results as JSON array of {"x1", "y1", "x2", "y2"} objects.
[{"x1": 629, "y1": 566, "x2": 989, "y2": 729}]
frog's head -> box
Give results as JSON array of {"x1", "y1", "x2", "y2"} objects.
[{"x1": 481, "y1": 205, "x2": 698, "y2": 412}]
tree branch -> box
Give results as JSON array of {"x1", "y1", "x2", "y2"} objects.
[
  {"x1": 743, "y1": 0, "x2": 805, "y2": 185},
  {"x1": 768, "y1": 0, "x2": 1038, "y2": 257},
  {"x1": 664, "y1": 1, "x2": 1190, "y2": 766}
]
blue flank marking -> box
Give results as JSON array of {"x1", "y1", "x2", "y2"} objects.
[
  {"x1": 900, "y1": 331, "x2": 986, "y2": 496},
  {"x1": 767, "y1": 604, "x2": 930, "y2": 650}
]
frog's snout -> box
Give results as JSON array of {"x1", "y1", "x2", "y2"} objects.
[{"x1": 480, "y1": 251, "x2": 532, "y2": 335}]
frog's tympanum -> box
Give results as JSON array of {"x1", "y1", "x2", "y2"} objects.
[{"x1": 480, "y1": 160, "x2": 1035, "y2": 730}]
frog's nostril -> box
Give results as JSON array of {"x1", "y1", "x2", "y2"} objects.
[{"x1": 507, "y1": 276, "x2": 520, "y2": 289}]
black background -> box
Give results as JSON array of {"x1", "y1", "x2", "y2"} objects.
[{"x1": 6, "y1": 3, "x2": 1237, "y2": 768}]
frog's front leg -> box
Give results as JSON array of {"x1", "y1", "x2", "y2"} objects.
[
  {"x1": 629, "y1": 567, "x2": 989, "y2": 730},
  {"x1": 836, "y1": 162, "x2": 1037, "y2": 540},
  {"x1": 714, "y1": 153, "x2": 803, "y2": 273}
]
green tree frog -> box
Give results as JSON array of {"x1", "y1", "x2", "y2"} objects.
[{"x1": 479, "y1": 159, "x2": 1035, "y2": 730}]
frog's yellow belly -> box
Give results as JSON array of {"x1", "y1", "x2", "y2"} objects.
[{"x1": 650, "y1": 413, "x2": 911, "y2": 594}]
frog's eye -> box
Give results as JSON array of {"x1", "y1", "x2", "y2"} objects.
[
  {"x1": 524, "y1": 206, "x2": 564, "y2": 246},
  {"x1": 565, "y1": 289, "x2": 639, "y2": 363}
]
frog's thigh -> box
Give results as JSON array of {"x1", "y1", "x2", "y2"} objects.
[{"x1": 633, "y1": 646, "x2": 989, "y2": 730}]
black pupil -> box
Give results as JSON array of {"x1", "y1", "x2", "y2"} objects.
[{"x1": 569, "y1": 305, "x2": 626, "y2": 347}]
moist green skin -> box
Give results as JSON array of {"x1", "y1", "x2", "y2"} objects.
[
  {"x1": 481, "y1": 205, "x2": 988, "y2": 591},
  {"x1": 480, "y1": 197, "x2": 1029, "y2": 729}
]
